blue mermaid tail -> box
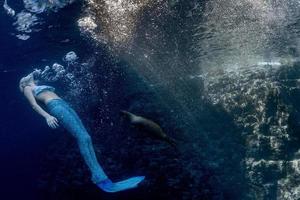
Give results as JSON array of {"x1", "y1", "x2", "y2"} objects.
[
  {"x1": 46, "y1": 99, "x2": 145, "y2": 192},
  {"x1": 97, "y1": 176, "x2": 145, "y2": 193}
]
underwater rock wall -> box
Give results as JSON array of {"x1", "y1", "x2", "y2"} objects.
[{"x1": 202, "y1": 62, "x2": 300, "y2": 199}]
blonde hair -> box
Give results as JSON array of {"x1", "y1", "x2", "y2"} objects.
[{"x1": 19, "y1": 74, "x2": 34, "y2": 92}]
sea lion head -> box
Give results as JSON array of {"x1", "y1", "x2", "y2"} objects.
[{"x1": 120, "y1": 110, "x2": 141, "y2": 124}]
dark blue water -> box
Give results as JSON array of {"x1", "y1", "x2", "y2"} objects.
[{"x1": 0, "y1": 1, "x2": 95, "y2": 199}]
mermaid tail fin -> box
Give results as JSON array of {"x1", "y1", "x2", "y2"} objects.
[{"x1": 97, "y1": 176, "x2": 145, "y2": 193}]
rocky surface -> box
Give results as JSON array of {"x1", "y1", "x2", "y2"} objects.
[{"x1": 202, "y1": 62, "x2": 300, "y2": 199}]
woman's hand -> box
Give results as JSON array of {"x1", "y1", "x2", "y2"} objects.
[{"x1": 46, "y1": 115, "x2": 59, "y2": 129}]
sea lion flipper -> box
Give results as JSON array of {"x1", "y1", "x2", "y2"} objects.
[{"x1": 164, "y1": 136, "x2": 177, "y2": 147}]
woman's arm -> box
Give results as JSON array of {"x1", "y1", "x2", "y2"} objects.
[{"x1": 23, "y1": 86, "x2": 59, "y2": 128}]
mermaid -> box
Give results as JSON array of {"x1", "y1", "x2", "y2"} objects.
[{"x1": 19, "y1": 70, "x2": 145, "y2": 193}]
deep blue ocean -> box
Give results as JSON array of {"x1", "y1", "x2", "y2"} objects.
[
  {"x1": 1, "y1": 0, "x2": 300, "y2": 200},
  {"x1": 0, "y1": 1, "x2": 88, "y2": 199}
]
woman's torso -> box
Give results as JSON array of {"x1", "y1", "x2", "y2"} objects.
[{"x1": 32, "y1": 85, "x2": 61, "y2": 104}]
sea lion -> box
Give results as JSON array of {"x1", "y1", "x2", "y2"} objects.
[{"x1": 120, "y1": 110, "x2": 176, "y2": 147}]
